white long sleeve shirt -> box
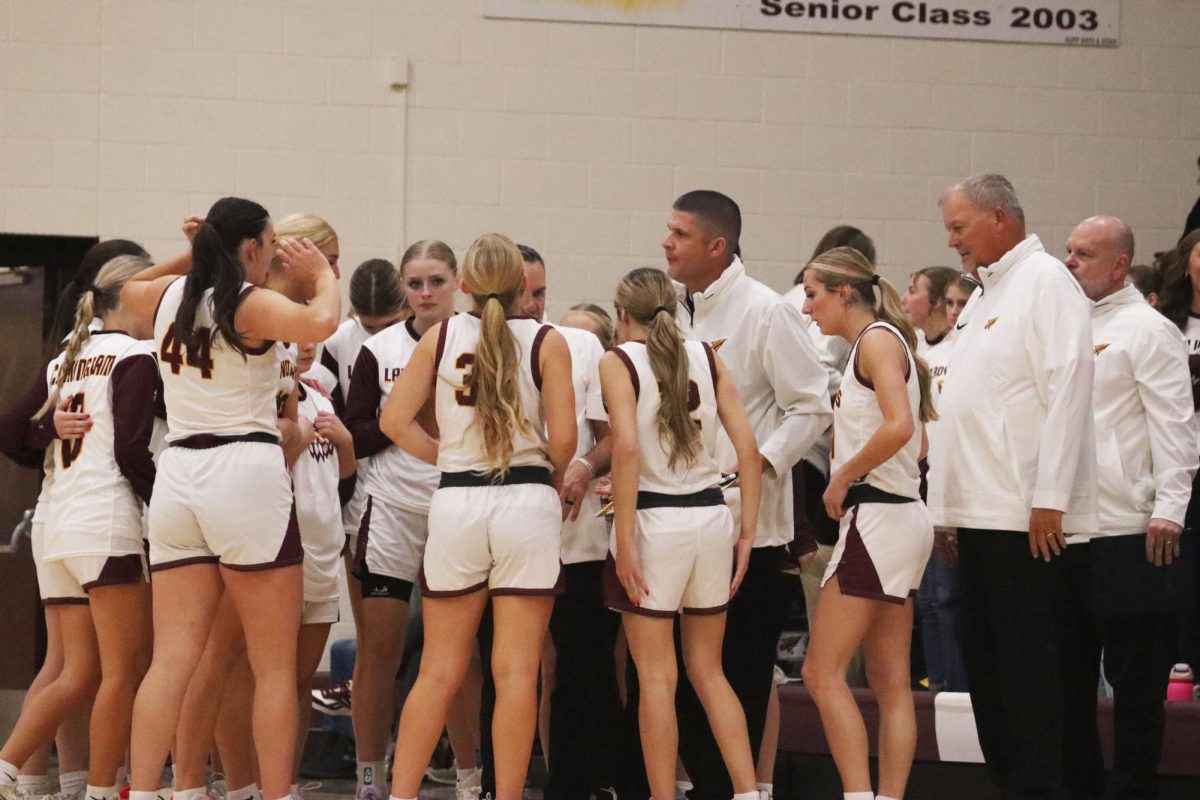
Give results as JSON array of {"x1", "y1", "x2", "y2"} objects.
[
  {"x1": 1081, "y1": 284, "x2": 1197, "y2": 540},
  {"x1": 928, "y1": 235, "x2": 1098, "y2": 534},
  {"x1": 677, "y1": 257, "x2": 832, "y2": 547},
  {"x1": 782, "y1": 283, "x2": 844, "y2": 477}
]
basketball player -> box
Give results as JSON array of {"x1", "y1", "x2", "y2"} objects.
[
  {"x1": 799, "y1": 248, "x2": 936, "y2": 800},
  {"x1": 0, "y1": 255, "x2": 159, "y2": 800},
  {"x1": 306, "y1": 258, "x2": 408, "y2": 722},
  {"x1": 342, "y1": 241, "x2": 463, "y2": 800},
  {"x1": 378, "y1": 233, "x2": 576, "y2": 800},
  {"x1": 118, "y1": 196, "x2": 340, "y2": 800},
  {"x1": 602, "y1": 267, "x2": 762, "y2": 800}
]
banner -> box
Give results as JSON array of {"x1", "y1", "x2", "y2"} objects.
[{"x1": 483, "y1": 0, "x2": 1119, "y2": 47}]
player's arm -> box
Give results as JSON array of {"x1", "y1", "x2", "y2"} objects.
[
  {"x1": 600, "y1": 350, "x2": 647, "y2": 605},
  {"x1": 111, "y1": 354, "x2": 159, "y2": 504},
  {"x1": 236, "y1": 239, "x2": 340, "y2": 345},
  {"x1": 343, "y1": 348, "x2": 392, "y2": 459},
  {"x1": 539, "y1": 329, "x2": 578, "y2": 481},
  {"x1": 0, "y1": 377, "x2": 52, "y2": 468},
  {"x1": 824, "y1": 329, "x2": 915, "y2": 520},
  {"x1": 379, "y1": 327, "x2": 439, "y2": 465}
]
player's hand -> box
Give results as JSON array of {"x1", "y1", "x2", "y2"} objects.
[
  {"x1": 182, "y1": 215, "x2": 204, "y2": 244},
  {"x1": 53, "y1": 395, "x2": 91, "y2": 439},
  {"x1": 797, "y1": 549, "x2": 818, "y2": 572},
  {"x1": 594, "y1": 477, "x2": 612, "y2": 500},
  {"x1": 1028, "y1": 507, "x2": 1065, "y2": 562},
  {"x1": 730, "y1": 535, "x2": 754, "y2": 596},
  {"x1": 296, "y1": 415, "x2": 316, "y2": 447},
  {"x1": 822, "y1": 472, "x2": 850, "y2": 520},
  {"x1": 1146, "y1": 518, "x2": 1183, "y2": 567},
  {"x1": 934, "y1": 527, "x2": 958, "y2": 568},
  {"x1": 313, "y1": 411, "x2": 350, "y2": 449},
  {"x1": 616, "y1": 543, "x2": 649, "y2": 606},
  {"x1": 558, "y1": 458, "x2": 592, "y2": 522},
  {"x1": 278, "y1": 238, "x2": 333, "y2": 285}
]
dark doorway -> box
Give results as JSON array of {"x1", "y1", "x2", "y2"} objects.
[{"x1": 0, "y1": 233, "x2": 99, "y2": 689}]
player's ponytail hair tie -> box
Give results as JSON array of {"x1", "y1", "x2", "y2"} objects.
[
  {"x1": 652, "y1": 305, "x2": 671, "y2": 316},
  {"x1": 870, "y1": 274, "x2": 881, "y2": 286},
  {"x1": 485, "y1": 292, "x2": 501, "y2": 301}
]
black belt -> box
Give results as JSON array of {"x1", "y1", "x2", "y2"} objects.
[
  {"x1": 636, "y1": 487, "x2": 725, "y2": 510},
  {"x1": 439, "y1": 466, "x2": 552, "y2": 489},
  {"x1": 845, "y1": 483, "x2": 916, "y2": 507},
  {"x1": 170, "y1": 431, "x2": 280, "y2": 449}
]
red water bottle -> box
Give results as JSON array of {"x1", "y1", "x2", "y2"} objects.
[{"x1": 1167, "y1": 663, "x2": 1194, "y2": 702}]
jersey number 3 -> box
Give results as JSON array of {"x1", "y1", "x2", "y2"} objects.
[
  {"x1": 454, "y1": 353, "x2": 477, "y2": 406},
  {"x1": 160, "y1": 323, "x2": 215, "y2": 379}
]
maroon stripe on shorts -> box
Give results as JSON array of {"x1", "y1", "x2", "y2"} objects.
[
  {"x1": 418, "y1": 566, "x2": 488, "y2": 598},
  {"x1": 150, "y1": 555, "x2": 220, "y2": 573},
  {"x1": 42, "y1": 597, "x2": 89, "y2": 606},
  {"x1": 682, "y1": 601, "x2": 729, "y2": 616},
  {"x1": 82, "y1": 554, "x2": 146, "y2": 591},
  {"x1": 834, "y1": 507, "x2": 906, "y2": 605},
  {"x1": 222, "y1": 501, "x2": 304, "y2": 572},
  {"x1": 351, "y1": 495, "x2": 373, "y2": 578},
  {"x1": 491, "y1": 565, "x2": 565, "y2": 597},
  {"x1": 602, "y1": 554, "x2": 674, "y2": 618}
]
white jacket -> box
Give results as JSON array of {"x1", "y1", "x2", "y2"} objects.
[
  {"x1": 1082, "y1": 284, "x2": 1196, "y2": 539},
  {"x1": 928, "y1": 235, "x2": 1098, "y2": 534},
  {"x1": 677, "y1": 258, "x2": 832, "y2": 547}
]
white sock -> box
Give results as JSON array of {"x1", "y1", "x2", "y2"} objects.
[
  {"x1": 263, "y1": 795, "x2": 291, "y2": 800},
  {"x1": 843, "y1": 793, "x2": 874, "y2": 800},
  {"x1": 289, "y1": 787, "x2": 298, "y2": 799},
  {"x1": 19, "y1": 775, "x2": 50, "y2": 796},
  {"x1": 733, "y1": 793, "x2": 759, "y2": 800},
  {"x1": 756, "y1": 783, "x2": 773, "y2": 798},
  {"x1": 130, "y1": 792, "x2": 159, "y2": 800},
  {"x1": 85, "y1": 785, "x2": 118, "y2": 800},
  {"x1": 877, "y1": 796, "x2": 899, "y2": 800},
  {"x1": 455, "y1": 768, "x2": 480, "y2": 785},
  {"x1": 389, "y1": 796, "x2": 416, "y2": 800},
  {"x1": 175, "y1": 787, "x2": 208, "y2": 800},
  {"x1": 227, "y1": 784, "x2": 261, "y2": 800},
  {"x1": 115, "y1": 768, "x2": 129, "y2": 790},
  {"x1": 358, "y1": 761, "x2": 386, "y2": 792},
  {"x1": 60, "y1": 771, "x2": 89, "y2": 798}
]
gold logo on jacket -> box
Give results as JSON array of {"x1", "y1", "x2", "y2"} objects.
[
  {"x1": 1094, "y1": 343, "x2": 1110, "y2": 356},
  {"x1": 710, "y1": 338, "x2": 727, "y2": 352},
  {"x1": 984, "y1": 317, "x2": 999, "y2": 330}
]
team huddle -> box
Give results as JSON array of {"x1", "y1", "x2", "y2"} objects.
[{"x1": 0, "y1": 174, "x2": 1196, "y2": 800}]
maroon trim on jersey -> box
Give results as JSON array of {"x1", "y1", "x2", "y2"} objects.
[
  {"x1": 82, "y1": 554, "x2": 146, "y2": 591},
  {"x1": 338, "y1": 474, "x2": 357, "y2": 507},
  {"x1": 434, "y1": 318, "x2": 450, "y2": 366},
  {"x1": 344, "y1": 348, "x2": 391, "y2": 459},
  {"x1": 405, "y1": 317, "x2": 421, "y2": 343},
  {"x1": 418, "y1": 567, "x2": 489, "y2": 598},
  {"x1": 319, "y1": 347, "x2": 345, "y2": 415},
  {"x1": 683, "y1": 601, "x2": 730, "y2": 616},
  {"x1": 237, "y1": 286, "x2": 277, "y2": 356},
  {"x1": 611, "y1": 347, "x2": 640, "y2": 401},
  {"x1": 151, "y1": 276, "x2": 183, "y2": 328},
  {"x1": 42, "y1": 597, "x2": 90, "y2": 606},
  {"x1": 222, "y1": 501, "x2": 304, "y2": 571},
  {"x1": 701, "y1": 341, "x2": 719, "y2": 389},
  {"x1": 150, "y1": 555, "x2": 220, "y2": 573},
  {"x1": 111, "y1": 354, "x2": 160, "y2": 504},
  {"x1": 530, "y1": 324, "x2": 552, "y2": 391},
  {"x1": 0, "y1": 376, "x2": 52, "y2": 468},
  {"x1": 602, "y1": 555, "x2": 674, "y2": 617},
  {"x1": 90, "y1": 329, "x2": 130, "y2": 337},
  {"x1": 833, "y1": 507, "x2": 906, "y2": 606},
  {"x1": 852, "y1": 324, "x2": 911, "y2": 391}
]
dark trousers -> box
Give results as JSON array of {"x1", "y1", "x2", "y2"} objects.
[
  {"x1": 916, "y1": 548, "x2": 968, "y2": 691},
  {"x1": 543, "y1": 561, "x2": 624, "y2": 800},
  {"x1": 958, "y1": 529, "x2": 1071, "y2": 800},
  {"x1": 1061, "y1": 537, "x2": 1186, "y2": 800},
  {"x1": 673, "y1": 546, "x2": 797, "y2": 800}
]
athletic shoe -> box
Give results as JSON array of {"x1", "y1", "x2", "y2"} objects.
[
  {"x1": 206, "y1": 774, "x2": 226, "y2": 800},
  {"x1": 0, "y1": 788, "x2": 26, "y2": 800},
  {"x1": 357, "y1": 784, "x2": 386, "y2": 800},
  {"x1": 293, "y1": 782, "x2": 322, "y2": 800},
  {"x1": 311, "y1": 681, "x2": 352, "y2": 716},
  {"x1": 423, "y1": 766, "x2": 456, "y2": 786},
  {"x1": 454, "y1": 784, "x2": 480, "y2": 800}
]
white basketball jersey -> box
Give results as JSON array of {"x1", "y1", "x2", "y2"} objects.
[
  {"x1": 309, "y1": 317, "x2": 372, "y2": 408},
  {"x1": 832, "y1": 321, "x2": 922, "y2": 500},
  {"x1": 43, "y1": 331, "x2": 154, "y2": 559},
  {"x1": 293, "y1": 383, "x2": 343, "y2": 585},
  {"x1": 360, "y1": 319, "x2": 441, "y2": 512},
  {"x1": 434, "y1": 314, "x2": 551, "y2": 474},
  {"x1": 276, "y1": 341, "x2": 299, "y2": 417},
  {"x1": 917, "y1": 327, "x2": 955, "y2": 455},
  {"x1": 154, "y1": 278, "x2": 280, "y2": 441},
  {"x1": 614, "y1": 340, "x2": 721, "y2": 496}
]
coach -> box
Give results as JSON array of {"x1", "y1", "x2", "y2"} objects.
[
  {"x1": 928, "y1": 174, "x2": 1098, "y2": 799},
  {"x1": 1061, "y1": 215, "x2": 1196, "y2": 800},
  {"x1": 665, "y1": 190, "x2": 830, "y2": 800}
]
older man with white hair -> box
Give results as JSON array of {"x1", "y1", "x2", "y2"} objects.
[
  {"x1": 929, "y1": 174, "x2": 1097, "y2": 800},
  {"x1": 1061, "y1": 215, "x2": 1196, "y2": 800}
]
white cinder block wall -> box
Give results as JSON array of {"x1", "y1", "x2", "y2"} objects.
[
  {"x1": 0, "y1": 0, "x2": 1196, "y2": 664},
  {"x1": 2, "y1": 0, "x2": 1198, "y2": 317}
]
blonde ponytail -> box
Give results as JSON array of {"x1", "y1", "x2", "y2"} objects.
[
  {"x1": 36, "y1": 254, "x2": 151, "y2": 419},
  {"x1": 615, "y1": 267, "x2": 700, "y2": 469},
  {"x1": 462, "y1": 234, "x2": 533, "y2": 474},
  {"x1": 802, "y1": 247, "x2": 937, "y2": 423}
]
